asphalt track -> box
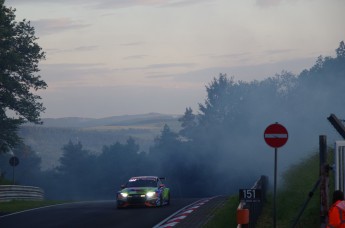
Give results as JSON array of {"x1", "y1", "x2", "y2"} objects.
[{"x1": 0, "y1": 198, "x2": 200, "y2": 228}]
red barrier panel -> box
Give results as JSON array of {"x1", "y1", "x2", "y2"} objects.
[{"x1": 237, "y1": 208, "x2": 249, "y2": 224}]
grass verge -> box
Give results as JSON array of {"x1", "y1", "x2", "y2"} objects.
[
  {"x1": 203, "y1": 196, "x2": 238, "y2": 228},
  {"x1": 205, "y1": 151, "x2": 333, "y2": 227}
]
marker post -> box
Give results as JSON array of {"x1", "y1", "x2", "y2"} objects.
[{"x1": 264, "y1": 123, "x2": 288, "y2": 228}]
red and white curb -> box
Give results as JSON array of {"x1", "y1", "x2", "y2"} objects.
[{"x1": 153, "y1": 197, "x2": 216, "y2": 228}]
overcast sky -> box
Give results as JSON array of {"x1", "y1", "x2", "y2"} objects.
[{"x1": 5, "y1": 0, "x2": 345, "y2": 118}]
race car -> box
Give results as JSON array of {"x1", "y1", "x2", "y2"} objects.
[{"x1": 116, "y1": 176, "x2": 170, "y2": 208}]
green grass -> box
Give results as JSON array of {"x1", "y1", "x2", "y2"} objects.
[
  {"x1": 1, "y1": 178, "x2": 67, "y2": 214},
  {"x1": 0, "y1": 178, "x2": 12, "y2": 185},
  {"x1": 267, "y1": 153, "x2": 321, "y2": 227},
  {"x1": 205, "y1": 151, "x2": 333, "y2": 227},
  {"x1": 0, "y1": 200, "x2": 68, "y2": 214},
  {"x1": 203, "y1": 196, "x2": 239, "y2": 228}
]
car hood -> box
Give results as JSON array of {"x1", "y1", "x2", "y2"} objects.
[{"x1": 119, "y1": 187, "x2": 157, "y2": 194}]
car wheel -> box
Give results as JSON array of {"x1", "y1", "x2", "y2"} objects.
[{"x1": 159, "y1": 195, "x2": 163, "y2": 207}]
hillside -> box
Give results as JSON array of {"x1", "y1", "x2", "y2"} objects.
[
  {"x1": 20, "y1": 113, "x2": 181, "y2": 170},
  {"x1": 205, "y1": 150, "x2": 333, "y2": 227},
  {"x1": 34, "y1": 113, "x2": 181, "y2": 129},
  {"x1": 256, "y1": 151, "x2": 334, "y2": 227}
]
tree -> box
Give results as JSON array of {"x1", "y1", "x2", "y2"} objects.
[
  {"x1": 336, "y1": 41, "x2": 345, "y2": 58},
  {"x1": 198, "y1": 74, "x2": 235, "y2": 125},
  {"x1": 95, "y1": 138, "x2": 145, "y2": 199},
  {"x1": 178, "y1": 107, "x2": 197, "y2": 140},
  {"x1": 149, "y1": 124, "x2": 180, "y2": 170},
  {"x1": 55, "y1": 140, "x2": 97, "y2": 199},
  {"x1": 57, "y1": 140, "x2": 91, "y2": 175},
  {"x1": 0, "y1": 143, "x2": 42, "y2": 185},
  {"x1": 0, "y1": 0, "x2": 47, "y2": 153},
  {"x1": 153, "y1": 124, "x2": 180, "y2": 148}
]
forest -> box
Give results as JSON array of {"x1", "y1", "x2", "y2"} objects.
[{"x1": 0, "y1": 41, "x2": 344, "y2": 200}]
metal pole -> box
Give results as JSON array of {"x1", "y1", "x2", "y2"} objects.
[
  {"x1": 274, "y1": 148, "x2": 277, "y2": 228},
  {"x1": 292, "y1": 177, "x2": 321, "y2": 227},
  {"x1": 319, "y1": 135, "x2": 328, "y2": 227},
  {"x1": 12, "y1": 165, "x2": 15, "y2": 185}
]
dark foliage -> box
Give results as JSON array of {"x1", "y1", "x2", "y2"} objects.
[
  {"x1": 0, "y1": 1, "x2": 47, "y2": 153},
  {"x1": 0, "y1": 143, "x2": 42, "y2": 185}
]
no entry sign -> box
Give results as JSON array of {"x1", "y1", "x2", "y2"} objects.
[
  {"x1": 9, "y1": 156, "x2": 19, "y2": 167},
  {"x1": 264, "y1": 123, "x2": 288, "y2": 227},
  {"x1": 264, "y1": 123, "x2": 288, "y2": 148}
]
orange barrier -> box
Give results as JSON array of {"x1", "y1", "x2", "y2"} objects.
[{"x1": 237, "y1": 208, "x2": 249, "y2": 224}]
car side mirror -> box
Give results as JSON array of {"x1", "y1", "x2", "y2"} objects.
[{"x1": 121, "y1": 184, "x2": 125, "y2": 189}]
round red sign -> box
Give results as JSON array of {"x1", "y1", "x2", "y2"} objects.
[{"x1": 264, "y1": 123, "x2": 288, "y2": 148}]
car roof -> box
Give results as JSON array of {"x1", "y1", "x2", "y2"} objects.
[{"x1": 129, "y1": 176, "x2": 158, "y2": 180}]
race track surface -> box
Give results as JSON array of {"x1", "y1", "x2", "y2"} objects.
[{"x1": 0, "y1": 198, "x2": 200, "y2": 228}]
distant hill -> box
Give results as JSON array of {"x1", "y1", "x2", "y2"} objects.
[
  {"x1": 34, "y1": 113, "x2": 181, "y2": 128},
  {"x1": 20, "y1": 113, "x2": 181, "y2": 170}
]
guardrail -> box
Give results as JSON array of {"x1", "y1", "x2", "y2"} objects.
[
  {"x1": 237, "y1": 175, "x2": 268, "y2": 228},
  {"x1": 0, "y1": 185, "x2": 44, "y2": 202}
]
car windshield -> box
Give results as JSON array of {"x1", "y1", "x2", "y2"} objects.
[{"x1": 126, "y1": 178, "x2": 157, "y2": 188}]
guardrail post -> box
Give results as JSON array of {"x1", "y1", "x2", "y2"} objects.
[{"x1": 320, "y1": 135, "x2": 329, "y2": 227}]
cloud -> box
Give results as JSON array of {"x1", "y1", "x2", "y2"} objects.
[
  {"x1": 255, "y1": 0, "x2": 306, "y2": 8},
  {"x1": 255, "y1": 0, "x2": 283, "y2": 7},
  {"x1": 40, "y1": 63, "x2": 112, "y2": 87},
  {"x1": 147, "y1": 63, "x2": 196, "y2": 69},
  {"x1": 7, "y1": 0, "x2": 86, "y2": 4},
  {"x1": 7, "y1": 0, "x2": 210, "y2": 9},
  {"x1": 92, "y1": 0, "x2": 211, "y2": 9},
  {"x1": 31, "y1": 18, "x2": 90, "y2": 35},
  {"x1": 264, "y1": 49, "x2": 295, "y2": 55},
  {"x1": 166, "y1": 57, "x2": 316, "y2": 83},
  {"x1": 121, "y1": 42, "x2": 144, "y2": 46},
  {"x1": 210, "y1": 52, "x2": 251, "y2": 59},
  {"x1": 123, "y1": 55, "x2": 148, "y2": 60},
  {"x1": 108, "y1": 62, "x2": 196, "y2": 72},
  {"x1": 44, "y1": 46, "x2": 99, "y2": 56},
  {"x1": 73, "y1": 46, "x2": 99, "y2": 52},
  {"x1": 157, "y1": 0, "x2": 211, "y2": 8},
  {"x1": 146, "y1": 73, "x2": 176, "y2": 79}
]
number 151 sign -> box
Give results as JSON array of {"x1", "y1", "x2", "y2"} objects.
[{"x1": 239, "y1": 189, "x2": 262, "y2": 203}]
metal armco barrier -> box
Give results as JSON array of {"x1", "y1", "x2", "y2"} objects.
[
  {"x1": 237, "y1": 175, "x2": 268, "y2": 228},
  {"x1": 0, "y1": 185, "x2": 44, "y2": 202}
]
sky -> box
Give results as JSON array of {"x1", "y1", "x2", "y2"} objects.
[{"x1": 5, "y1": 0, "x2": 345, "y2": 118}]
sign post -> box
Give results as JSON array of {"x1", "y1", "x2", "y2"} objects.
[
  {"x1": 264, "y1": 123, "x2": 288, "y2": 228},
  {"x1": 9, "y1": 156, "x2": 19, "y2": 185}
]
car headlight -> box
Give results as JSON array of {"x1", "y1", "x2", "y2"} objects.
[
  {"x1": 120, "y1": 192, "x2": 128, "y2": 198},
  {"x1": 146, "y1": 191, "x2": 156, "y2": 198}
]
